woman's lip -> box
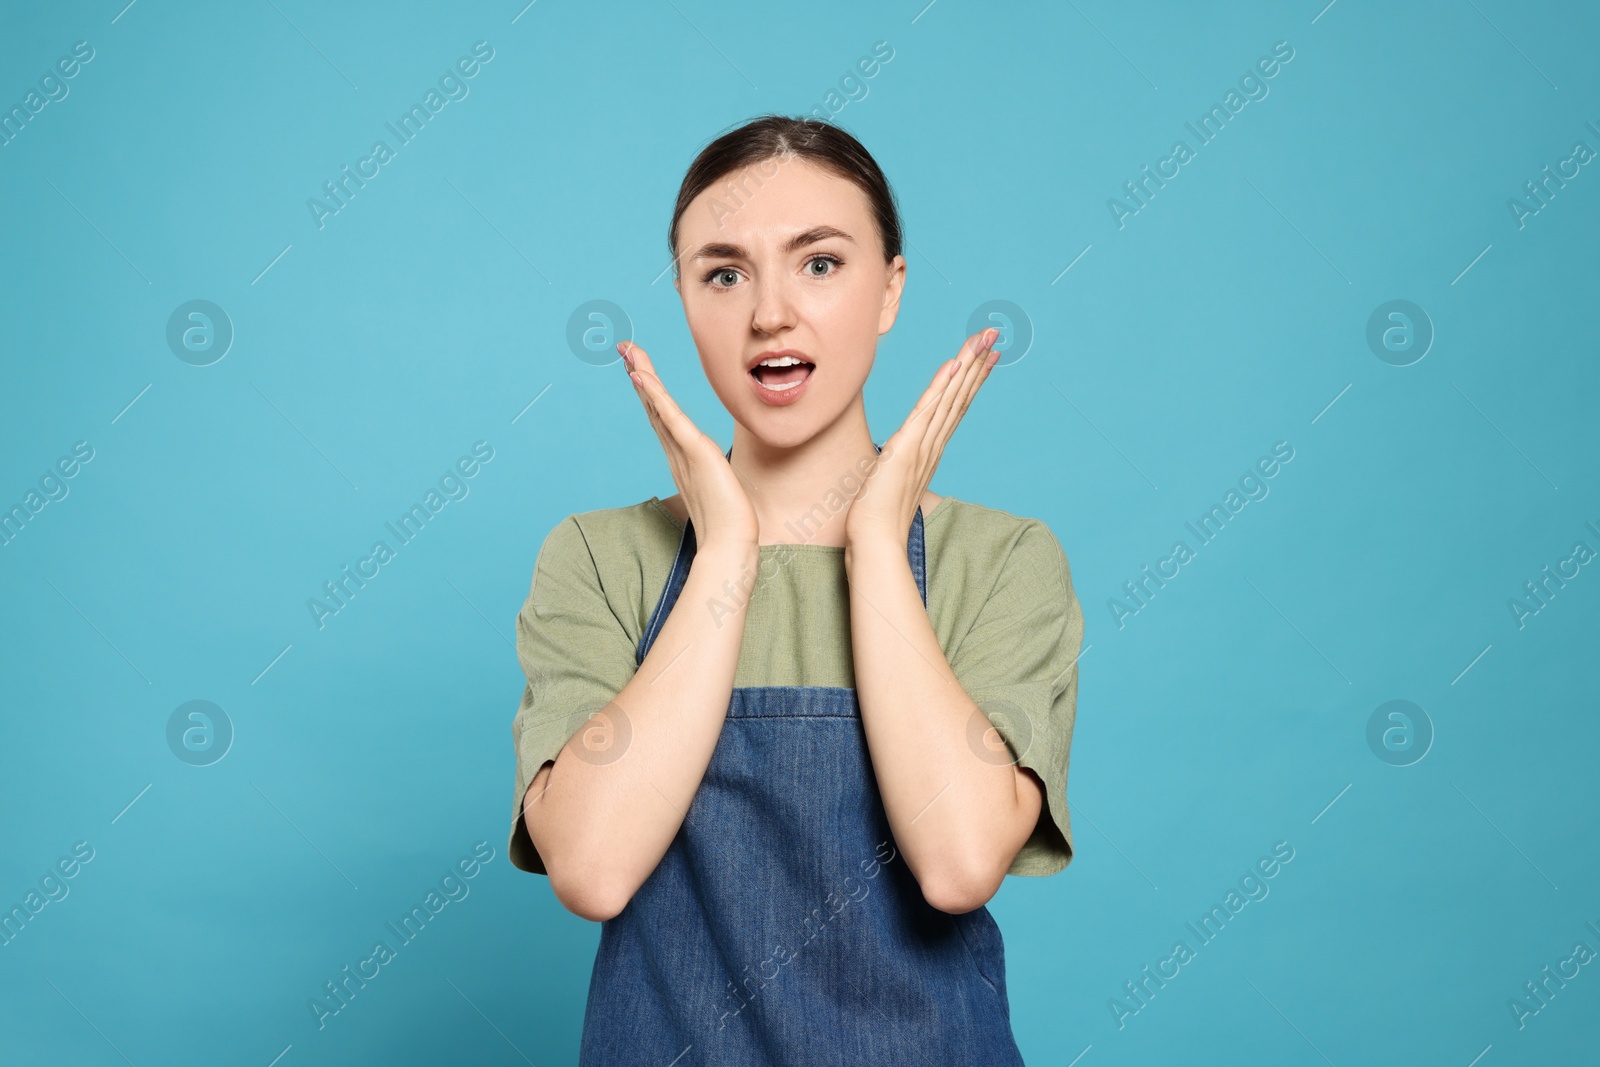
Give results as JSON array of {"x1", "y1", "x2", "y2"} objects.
[{"x1": 747, "y1": 364, "x2": 814, "y2": 406}]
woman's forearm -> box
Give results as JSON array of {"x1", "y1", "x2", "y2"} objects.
[
  {"x1": 844, "y1": 533, "x2": 1041, "y2": 913},
  {"x1": 524, "y1": 537, "x2": 758, "y2": 920}
]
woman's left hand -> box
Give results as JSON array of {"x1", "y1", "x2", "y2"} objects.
[{"x1": 844, "y1": 326, "x2": 1000, "y2": 547}]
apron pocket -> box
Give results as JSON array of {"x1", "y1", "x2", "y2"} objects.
[{"x1": 954, "y1": 908, "x2": 1008, "y2": 1000}]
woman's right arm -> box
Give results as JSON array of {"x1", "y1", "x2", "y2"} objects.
[
  {"x1": 523, "y1": 535, "x2": 756, "y2": 921},
  {"x1": 524, "y1": 340, "x2": 760, "y2": 922}
]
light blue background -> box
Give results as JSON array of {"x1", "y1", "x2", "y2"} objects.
[{"x1": 2, "y1": 1, "x2": 1597, "y2": 1063}]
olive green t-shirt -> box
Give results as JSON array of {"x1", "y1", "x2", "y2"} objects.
[{"x1": 508, "y1": 495, "x2": 1084, "y2": 879}]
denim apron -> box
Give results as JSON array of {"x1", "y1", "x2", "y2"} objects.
[{"x1": 578, "y1": 447, "x2": 1026, "y2": 1066}]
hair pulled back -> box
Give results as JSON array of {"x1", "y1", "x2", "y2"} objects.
[{"x1": 667, "y1": 115, "x2": 903, "y2": 276}]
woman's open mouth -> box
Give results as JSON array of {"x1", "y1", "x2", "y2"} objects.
[{"x1": 748, "y1": 356, "x2": 815, "y2": 406}]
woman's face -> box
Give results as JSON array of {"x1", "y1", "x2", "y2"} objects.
[{"x1": 674, "y1": 155, "x2": 906, "y2": 449}]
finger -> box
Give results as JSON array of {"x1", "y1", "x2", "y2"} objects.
[
  {"x1": 621, "y1": 344, "x2": 681, "y2": 466},
  {"x1": 922, "y1": 329, "x2": 992, "y2": 453},
  {"x1": 633, "y1": 368, "x2": 704, "y2": 464},
  {"x1": 916, "y1": 330, "x2": 993, "y2": 483},
  {"x1": 942, "y1": 334, "x2": 996, "y2": 441},
  {"x1": 876, "y1": 348, "x2": 967, "y2": 512},
  {"x1": 941, "y1": 327, "x2": 993, "y2": 402},
  {"x1": 961, "y1": 326, "x2": 995, "y2": 365},
  {"x1": 622, "y1": 346, "x2": 711, "y2": 499},
  {"x1": 905, "y1": 353, "x2": 966, "y2": 425},
  {"x1": 622, "y1": 343, "x2": 681, "y2": 437},
  {"x1": 623, "y1": 343, "x2": 698, "y2": 440},
  {"x1": 630, "y1": 376, "x2": 694, "y2": 498},
  {"x1": 894, "y1": 327, "x2": 988, "y2": 461},
  {"x1": 932, "y1": 328, "x2": 998, "y2": 449},
  {"x1": 620, "y1": 343, "x2": 664, "y2": 426}
]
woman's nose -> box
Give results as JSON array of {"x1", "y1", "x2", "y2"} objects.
[{"x1": 750, "y1": 279, "x2": 798, "y2": 334}]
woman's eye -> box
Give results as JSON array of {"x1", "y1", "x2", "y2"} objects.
[{"x1": 703, "y1": 256, "x2": 838, "y2": 288}]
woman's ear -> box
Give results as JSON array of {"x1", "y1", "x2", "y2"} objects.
[{"x1": 877, "y1": 254, "x2": 906, "y2": 335}]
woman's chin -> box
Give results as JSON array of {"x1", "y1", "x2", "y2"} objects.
[{"x1": 732, "y1": 412, "x2": 827, "y2": 453}]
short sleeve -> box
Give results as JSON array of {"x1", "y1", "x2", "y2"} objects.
[
  {"x1": 508, "y1": 515, "x2": 641, "y2": 876},
  {"x1": 949, "y1": 520, "x2": 1084, "y2": 877}
]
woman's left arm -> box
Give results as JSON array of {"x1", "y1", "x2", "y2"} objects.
[
  {"x1": 845, "y1": 533, "x2": 1045, "y2": 914},
  {"x1": 844, "y1": 326, "x2": 1040, "y2": 914}
]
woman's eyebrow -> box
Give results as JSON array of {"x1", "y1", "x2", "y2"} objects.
[{"x1": 689, "y1": 225, "x2": 855, "y2": 262}]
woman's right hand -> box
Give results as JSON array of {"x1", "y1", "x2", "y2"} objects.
[{"x1": 619, "y1": 340, "x2": 759, "y2": 552}]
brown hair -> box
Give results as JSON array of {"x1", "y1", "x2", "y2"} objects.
[{"x1": 667, "y1": 115, "x2": 903, "y2": 278}]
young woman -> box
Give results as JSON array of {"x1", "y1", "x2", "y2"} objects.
[{"x1": 508, "y1": 115, "x2": 1083, "y2": 1064}]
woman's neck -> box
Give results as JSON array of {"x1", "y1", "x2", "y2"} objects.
[
  {"x1": 728, "y1": 406, "x2": 939, "y2": 547},
  {"x1": 656, "y1": 404, "x2": 944, "y2": 546}
]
